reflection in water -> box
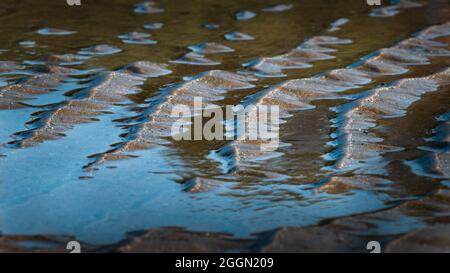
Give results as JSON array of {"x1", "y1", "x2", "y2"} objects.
[{"x1": 0, "y1": 0, "x2": 449, "y2": 251}]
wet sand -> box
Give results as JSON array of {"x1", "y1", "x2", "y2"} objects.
[{"x1": 0, "y1": 0, "x2": 449, "y2": 252}]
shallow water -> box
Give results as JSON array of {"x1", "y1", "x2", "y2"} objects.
[{"x1": 0, "y1": 0, "x2": 449, "y2": 251}]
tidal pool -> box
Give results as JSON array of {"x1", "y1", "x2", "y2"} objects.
[{"x1": 0, "y1": 0, "x2": 449, "y2": 252}]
